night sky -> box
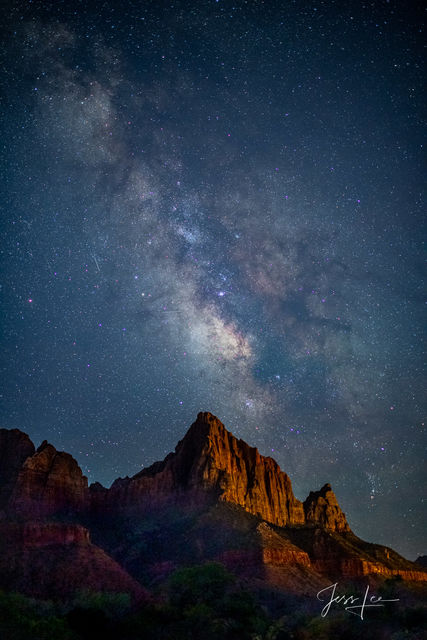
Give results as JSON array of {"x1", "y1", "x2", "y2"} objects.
[{"x1": 1, "y1": 0, "x2": 425, "y2": 560}]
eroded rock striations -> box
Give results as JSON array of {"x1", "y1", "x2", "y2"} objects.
[
  {"x1": 0, "y1": 414, "x2": 349, "y2": 531},
  {"x1": 102, "y1": 412, "x2": 347, "y2": 531},
  {"x1": 304, "y1": 483, "x2": 350, "y2": 532},
  {"x1": 102, "y1": 412, "x2": 305, "y2": 525}
]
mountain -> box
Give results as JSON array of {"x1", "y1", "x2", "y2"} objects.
[
  {"x1": 92, "y1": 412, "x2": 348, "y2": 532},
  {"x1": 9, "y1": 439, "x2": 88, "y2": 517},
  {"x1": 0, "y1": 412, "x2": 425, "y2": 601}
]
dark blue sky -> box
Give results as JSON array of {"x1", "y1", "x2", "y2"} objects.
[{"x1": 1, "y1": 0, "x2": 425, "y2": 560}]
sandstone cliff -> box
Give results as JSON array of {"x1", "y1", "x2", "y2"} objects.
[
  {"x1": 0, "y1": 416, "x2": 349, "y2": 532},
  {"x1": 0, "y1": 416, "x2": 426, "y2": 594},
  {"x1": 102, "y1": 412, "x2": 348, "y2": 531},
  {"x1": 303, "y1": 483, "x2": 350, "y2": 532},
  {"x1": 172, "y1": 412, "x2": 306, "y2": 526},
  {"x1": 9, "y1": 439, "x2": 88, "y2": 517}
]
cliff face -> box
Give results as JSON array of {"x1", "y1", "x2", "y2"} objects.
[
  {"x1": 171, "y1": 412, "x2": 306, "y2": 527},
  {"x1": 0, "y1": 416, "x2": 348, "y2": 531},
  {"x1": 9, "y1": 440, "x2": 88, "y2": 517},
  {"x1": 104, "y1": 412, "x2": 312, "y2": 528},
  {"x1": 304, "y1": 483, "x2": 350, "y2": 532}
]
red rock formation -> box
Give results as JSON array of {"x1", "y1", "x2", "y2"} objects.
[
  {"x1": 303, "y1": 483, "x2": 350, "y2": 532},
  {"x1": 1, "y1": 416, "x2": 426, "y2": 593},
  {"x1": 338, "y1": 559, "x2": 427, "y2": 581},
  {"x1": 1, "y1": 416, "x2": 348, "y2": 533},
  {"x1": 9, "y1": 440, "x2": 88, "y2": 517},
  {"x1": 214, "y1": 522, "x2": 312, "y2": 575},
  {"x1": 285, "y1": 527, "x2": 427, "y2": 582},
  {"x1": 178, "y1": 413, "x2": 306, "y2": 526},
  {"x1": 312, "y1": 555, "x2": 427, "y2": 582},
  {"x1": 256, "y1": 522, "x2": 311, "y2": 566},
  {"x1": 105, "y1": 412, "x2": 306, "y2": 527}
]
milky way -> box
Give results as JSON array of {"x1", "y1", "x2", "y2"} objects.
[{"x1": 1, "y1": 0, "x2": 425, "y2": 559}]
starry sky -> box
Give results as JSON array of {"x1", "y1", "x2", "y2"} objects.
[{"x1": 1, "y1": 0, "x2": 425, "y2": 560}]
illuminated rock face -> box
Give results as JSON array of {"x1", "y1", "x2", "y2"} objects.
[
  {"x1": 104, "y1": 412, "x2": 347, "y2": 532},
  {"x1": 162, "y1": 411, "x2": 306, "y2": 526},
  {"x1": 0, "y1": 414, "x2": 350, "y2": 531},
  {"x1": 303, "y1": 483, "x2": 350, "y2": 532},
  {"x1": 171, "y1": 412, "x2": 306, "y2": 526}
]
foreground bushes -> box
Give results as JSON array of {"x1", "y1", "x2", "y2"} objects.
[{"x1": 0, "y1": 568, "x2": 425, "y2": 640}]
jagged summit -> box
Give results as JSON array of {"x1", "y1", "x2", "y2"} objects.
[
  {"x1": 6, "y1": 433, "x2": 88, "y2": 517},
  {"x1": 191, "y1": 411, "x2": 225, "y2": 431},
  {"x1": 94, "y1": 412, "x2": 349, "y2": 532},
  {"x1": 0, "y1": 415, "x2": 350, "y2": 531},
  {"x1": 303, "y1": 483, "x2": 349, "y2": 531}
]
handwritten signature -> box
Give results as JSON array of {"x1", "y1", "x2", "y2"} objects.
[{"x1": 317, "y1": 582, "x2": 399, "y2": 620}]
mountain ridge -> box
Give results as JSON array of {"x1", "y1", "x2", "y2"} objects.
[
  {"x1": 0, "y1": 412, "x2": 426, "y2": 601},
  {"x1": 91, "y1": 412, "x2": 349, "y2": 532}
]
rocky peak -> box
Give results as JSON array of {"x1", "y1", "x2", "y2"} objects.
[
  {"x1": 169, "y1": 411, "x2": 226, "y2": 485},
  {"x1": 172, "y1": 411, "x2": 237, "y2": 486},
  {"x1": 37, "y1": 440, "x2": 52, "y2": 453},
  {"x1": 120, "y1": 412, "x2": 306, "y2": 527},
  {"x1": 303, "y1": 482, "x2": 350, "y2": 532},
  {"x1": 186, "y1": 413, "x2": 306, "y2": 526},
  {"x1": 1, "y1": 416, "x2": 351, "y2": 533},
  {"x1": 9, "y1": 439, "x2": 88, "y2": 517},
  {"x1": 103, "y1": 413, "x2": 351, "y2": 532},
  {"x1": 0, "y1": 428, "x2": 35, "y2": 463}
]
